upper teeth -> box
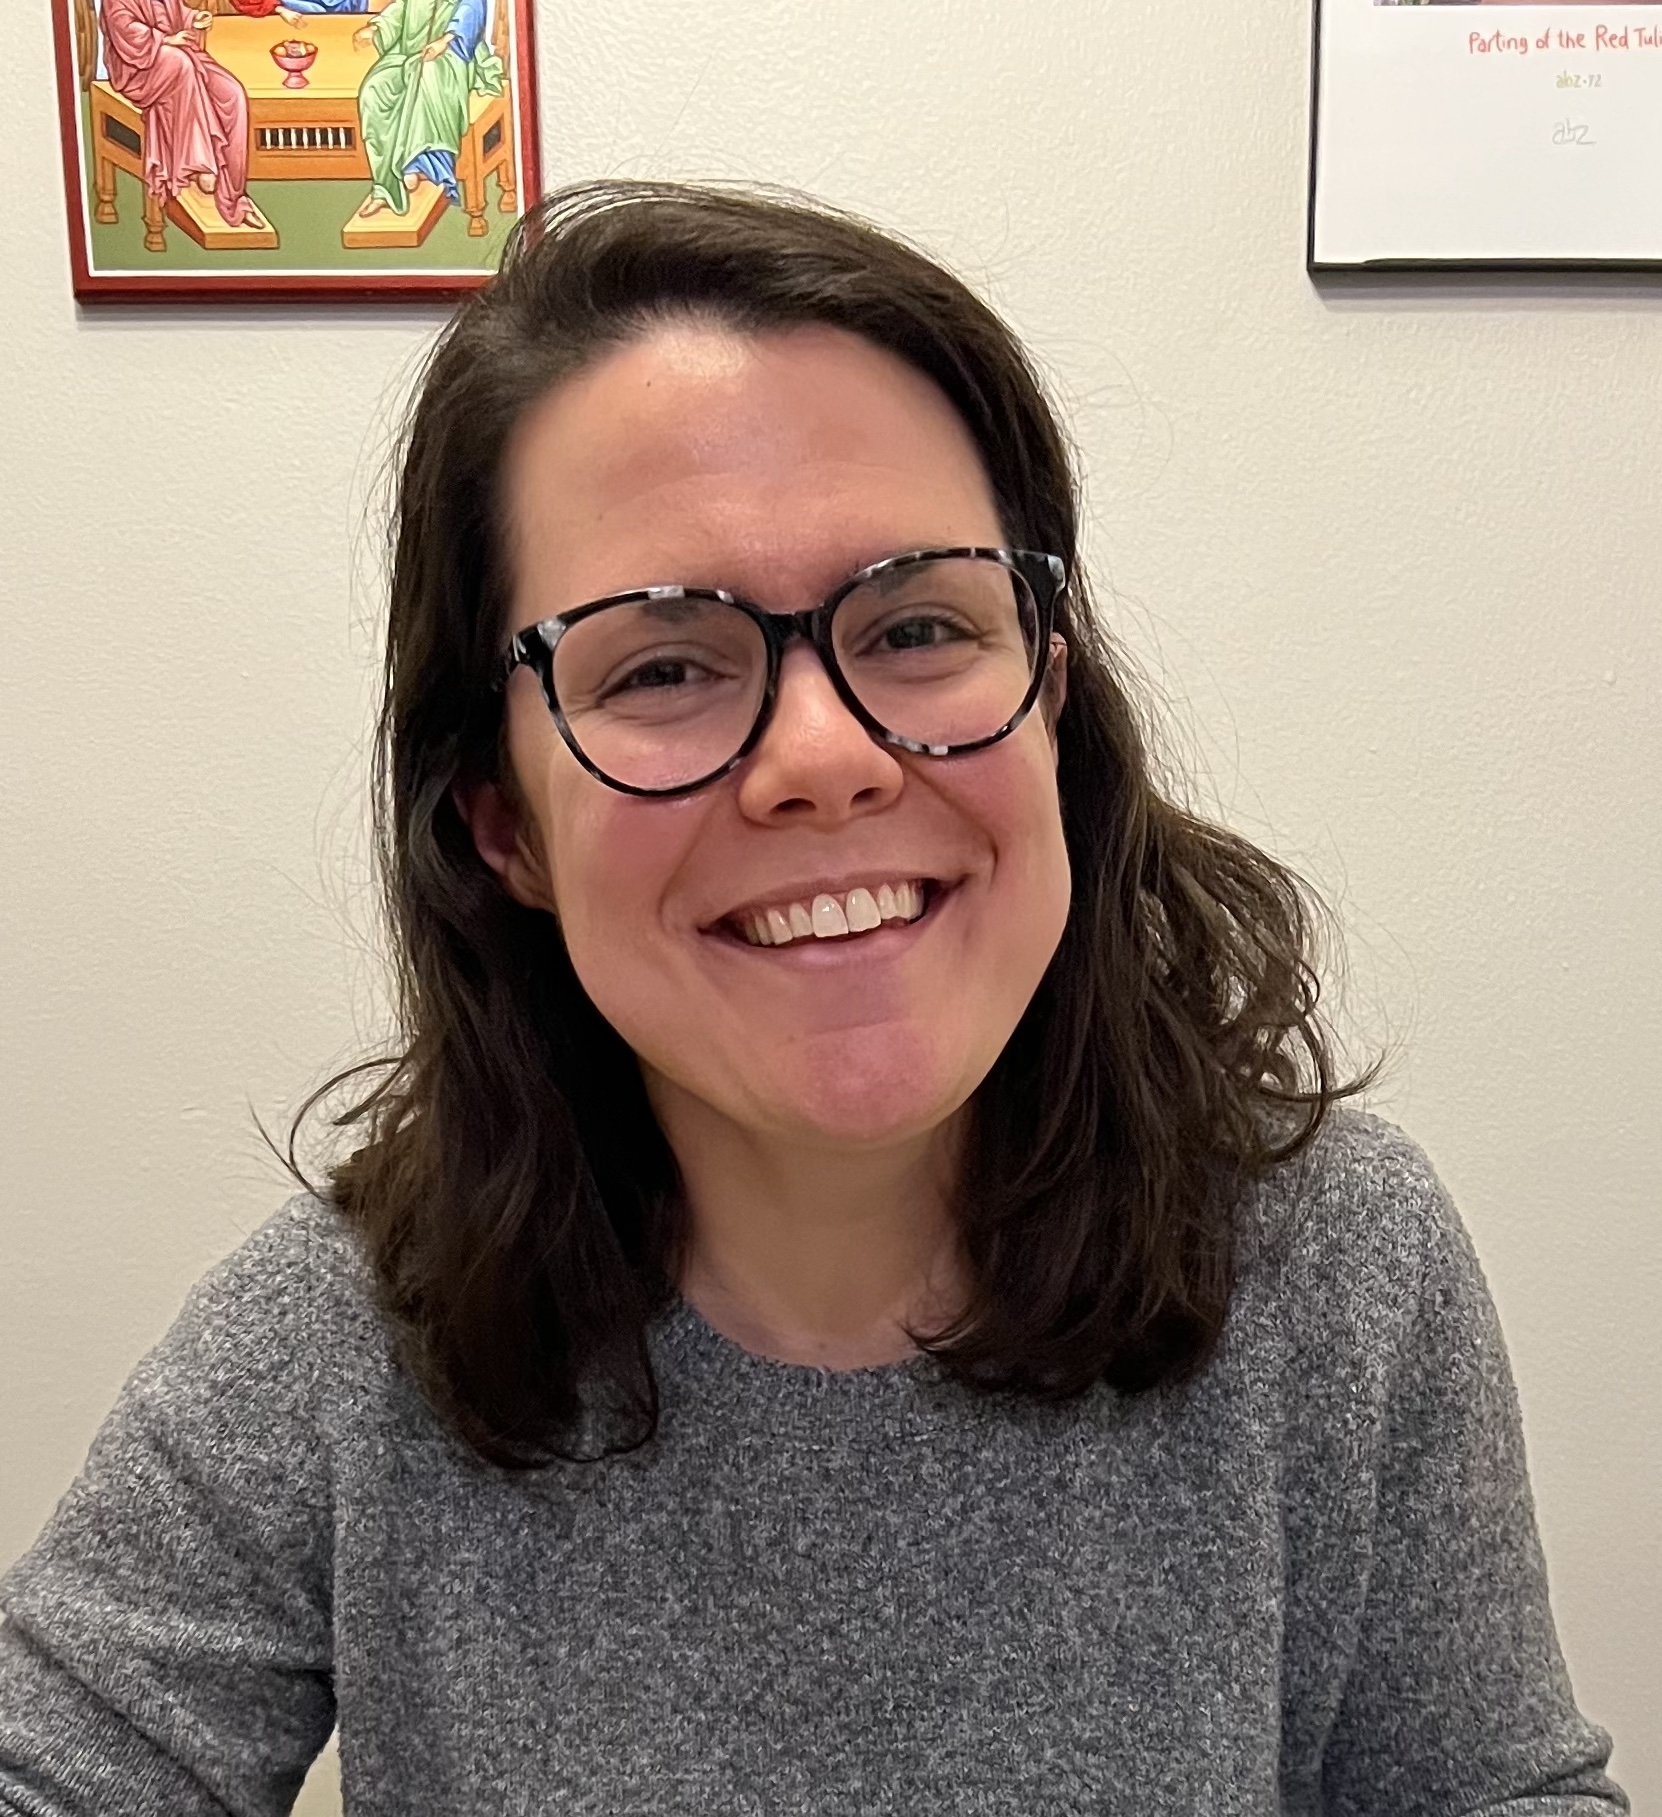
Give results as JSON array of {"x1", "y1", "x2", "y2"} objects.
[{"x1": 739, "y1": 881, "x2": 927, "y2": 947}]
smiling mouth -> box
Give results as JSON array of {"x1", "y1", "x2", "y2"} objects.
[{"x1": 717, "y1": 879, "x2": 943, "y2": 949}]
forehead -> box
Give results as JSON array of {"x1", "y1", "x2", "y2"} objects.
[{"x1": 501, "y1": 322, "x2": 1003, "y2": 622}]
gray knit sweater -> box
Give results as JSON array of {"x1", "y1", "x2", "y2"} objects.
[{"x1": 0, "y1": 1113, "x2": 1626, "y2": 1815}]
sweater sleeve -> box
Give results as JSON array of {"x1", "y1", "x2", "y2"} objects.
[
  {"x1": 1319, "y1": 1155, "x2": 1627, "y2": 1815},
  {"x1": 0, "y1": 1205, "x2": 340, "y2": 1817}
]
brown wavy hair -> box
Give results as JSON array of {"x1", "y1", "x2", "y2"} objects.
[{"x1": 290, "y1": 179, "x2": 1373, "y2": 1469}]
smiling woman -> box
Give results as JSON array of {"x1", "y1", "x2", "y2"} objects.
[
  {"x1": 471, "y1": 322, "x2": 1073, "y2": 1190},
  {"x1": 0, "y1": 181, "x2": 1627, "y2": 1813}
]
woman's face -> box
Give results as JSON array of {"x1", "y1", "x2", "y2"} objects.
[{"x1": 483, "y1": 321, "x2": 1071, "y2": 1151}]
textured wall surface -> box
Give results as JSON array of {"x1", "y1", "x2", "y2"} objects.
[{"x1": 3, "y1": 2, "x2": 1657, "y2": 1810}]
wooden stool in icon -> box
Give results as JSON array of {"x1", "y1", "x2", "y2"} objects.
[
  {"x1": 87, "y1": 83, "x2": 167, "y2": 253},
  {"x1": 86, "y1": 69, "x2": 278, "y2": 252},
  {"x1": 459, "y1": 61, "x2": 517, "y2": 238}
]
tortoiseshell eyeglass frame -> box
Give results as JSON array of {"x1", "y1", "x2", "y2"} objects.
[{"x1": 494, "y1": 546, "x2": 1067, "y2": 800}]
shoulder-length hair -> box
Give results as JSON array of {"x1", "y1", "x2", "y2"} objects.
[{"x1": 293, "y1": 179, "x2": 1372, "y2": 1469}]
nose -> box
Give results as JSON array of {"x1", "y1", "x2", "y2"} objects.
[{"x1": 733, "y1": 640, "x2": 904, "y2": 825}]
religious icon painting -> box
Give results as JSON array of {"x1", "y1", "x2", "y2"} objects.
[{"x1": 52, "y1": 0, "x2": 541, "y2": 301}]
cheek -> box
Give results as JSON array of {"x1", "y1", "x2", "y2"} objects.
[
  {"x1": 542, "y1": 804, "x2": 695, "y2": 1068},
  {"x1": 948, "y1": 728, "x2": 1071, "y2": 931},
  {"x1": 1005, "y1": 774, "x2": 1072, "y2": 988},
  {"x1": 507, "y1": 703, "x2": 655, "y2": 919},
  {"x1": 535, "y1": 767, "x2": 705, "y2": 981}
]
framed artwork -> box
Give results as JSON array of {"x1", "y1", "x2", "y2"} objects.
[
  {"x1": 52, "y1": 0, "x2": 541, "y2": 303},
  {"x1": 1310, "y1": 0, "x2": 1662, "y2": 269}
]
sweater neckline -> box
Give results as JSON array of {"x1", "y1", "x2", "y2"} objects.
[{"x1": 651, "y1": 1292, "x2": 946, "y2": 1418}]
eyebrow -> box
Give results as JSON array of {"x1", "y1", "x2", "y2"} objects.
[
  {"x1": 569, "y1": 547, "x2": 952, "y2": 617},
  {"x1": 632, "y1": 592, "x2": 734, "y2": 624}
]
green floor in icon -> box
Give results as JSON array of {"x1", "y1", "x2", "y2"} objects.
[{"x1": 85, "y1": 163, "x2": 515, "y2": 275}]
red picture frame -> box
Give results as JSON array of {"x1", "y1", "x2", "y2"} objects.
[{"x1": 52, "y1": 0, "x2": 542, "y2": 303}]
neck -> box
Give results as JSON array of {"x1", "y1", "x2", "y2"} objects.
[{"x1": 650, "y1": 1082, "x2": 970, "y2": 1370}]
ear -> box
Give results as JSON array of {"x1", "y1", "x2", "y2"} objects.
[
  {"x1": 1042, "y1": 632, "x2": 1068, "y2": 755},
  {"x1": 453, "y1": 778, "x2": 557, "y2": 916}
]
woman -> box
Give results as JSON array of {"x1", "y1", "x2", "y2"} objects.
[{"x1": 0, "y1": 181, "x2": 1625, "y2": 1813}]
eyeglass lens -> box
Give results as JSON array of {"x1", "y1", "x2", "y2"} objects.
[{"x1": 549, "y1": 556, "x2": 1041, "y2": 793}]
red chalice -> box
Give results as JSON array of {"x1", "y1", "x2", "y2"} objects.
[{"x1": 270, "y1": 39, "x2": 318, "y2": 88}]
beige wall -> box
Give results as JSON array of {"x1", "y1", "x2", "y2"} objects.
[{"x1": 4, "y1": 1, "x2": 1658, "y2": 1809}]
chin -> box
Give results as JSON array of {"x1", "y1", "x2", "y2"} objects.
[{"x1": 738, "y1": 1025, "x2": 977, "y2": 1149}]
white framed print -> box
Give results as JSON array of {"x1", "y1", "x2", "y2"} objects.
[{"x1": 1310, "y1": 0, "x2": 1662, "y2": 268}]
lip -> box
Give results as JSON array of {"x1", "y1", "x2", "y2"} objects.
[
  {"x1": 704, "y1": 880, "x2": 956, "y2": 961},
  {"x1": 699, "y1": 871, "x2": 956, "y2": 933}
]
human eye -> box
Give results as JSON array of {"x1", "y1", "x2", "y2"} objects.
[
  {"x1": 844, "y1": 603, "x2": 983, "y2": 666},
  {"x1": 602, "y1": 652, "x2": 718, "y2": 697},
  {"x1": 558, "y1": 597, "x2": 758, "y2": 720},
  {"x1": 593, "y1": 644, "x2": 742, "y2": 710},
  {"x1": 875, "y1": 610, "x2": 975, "y2": 651}
]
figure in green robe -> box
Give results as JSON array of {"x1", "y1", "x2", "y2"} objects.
[{"x1": 351, "y1": 0, "x2": 504, "y2": 219}]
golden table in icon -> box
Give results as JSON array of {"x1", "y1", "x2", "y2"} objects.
[{"x1": 89, "y1": 15, "x2": 518, "y2": 251}]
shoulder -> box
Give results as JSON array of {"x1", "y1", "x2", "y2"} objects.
[
  {"x1": 176, "y1": 1191, "x2": 375, "y2": 1321},
  {"x1": 124, "y1": 1192, "x2": 390, "y2": 1428},
  {"x1": 1234, "y1": 1107, "x2": 1485, "y2": 1377},
  {"x1": 1242, "y1": 1107, "x2": 1458, "y2": 1269}
]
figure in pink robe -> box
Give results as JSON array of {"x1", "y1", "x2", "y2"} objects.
[{"x1": 100, "y1": 0, "x2": 261, "y2": 228}]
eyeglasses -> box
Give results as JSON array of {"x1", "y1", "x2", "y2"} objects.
[{"x1": 497, "y1": 546, "x2": 1066, "y2": 798}]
